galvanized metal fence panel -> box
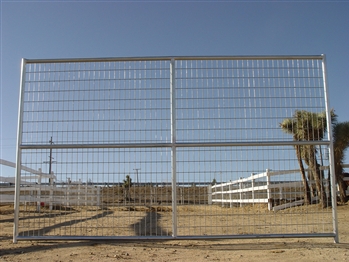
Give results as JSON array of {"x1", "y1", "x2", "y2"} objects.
[{"x1": 13, "y1": 56, "x2": 338, "y2": 242}]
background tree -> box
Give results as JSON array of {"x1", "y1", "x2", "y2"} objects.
[
  {"x1": 123, "y1": 175, "x2": 133, "y2": 201},
  {"x1": 332, "y1": 121, "x2": 349, "y2": 202},
  {"x1": 280, "y1": 115, "x2": 311, "y2": 205},
  {"x1": 280, "y1": 110, "x2": 334, "y2": 207}
]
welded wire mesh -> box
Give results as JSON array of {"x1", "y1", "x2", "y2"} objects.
[
  {"x1": 175, "y1": 59, "x2": 326, "y2": 143},
  {"x1": 13, "y1": 56, "x2": 337, "y2": 241},
  {"x1": 22, "y1": 60, "x2": 171, "y2": 145}
]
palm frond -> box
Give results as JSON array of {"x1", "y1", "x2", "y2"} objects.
[{"x1": 333, "y1": 122, "x2": 349, "y2": 167}]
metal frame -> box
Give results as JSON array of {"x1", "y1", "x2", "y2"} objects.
[
  {"x1": 322, "y1": 55, "x2": 339, "y2": 243},
  {"x1": 14, "y1": 55, "x2": 338, "y2": 243}
]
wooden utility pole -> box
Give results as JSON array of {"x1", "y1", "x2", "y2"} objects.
[
  {"x1": 44, "y1": 137, "x2": 55, "y2": 183},
  {"x1": 134, "y1": 168, "x2": 140, "y2": 186}
]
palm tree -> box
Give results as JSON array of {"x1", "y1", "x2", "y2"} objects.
[
  {"x1": 333, "y1": 122, "x2": 349, "y2": 203},
  {"x1": 280, "y1": 114, "x2": 311, "y2": 205},
  {"x1": 280, "y1": 110, "x2": 333, "y2": 207}
]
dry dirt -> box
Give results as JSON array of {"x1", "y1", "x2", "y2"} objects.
[{"x1": 1, "y1": 202, "x2": 349, "y2": 262}]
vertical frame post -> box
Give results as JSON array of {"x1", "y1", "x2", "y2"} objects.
[
  {"x1": 207, "y1": 185, "x2": 212, "y2": 205},
  {"x1": 222, "y1": 182, "x2": 225, "y2": 207},
  {"x1": 170, "y1": 58, "x2": 177, "y2": 238},
  {"x1": 229, "y1": 183, "x2": 232, "y2": 208},
  {"x1": 36, "y1": 175, "x2": 42, "y2": 212},
  {"x1": 251, "y1": 173, "x2": 255, "y2": 205},
  {"x1": 266, "y1": 169, "x2": 272, "y2": 211},
  {"x1": 49, "y1": 171, "x2": 53, "y2": 211},
  {"x1": 322, "y1": 54, "x2": 339, "y2": 243},
  {"x1": 13, "y1": 58, "x2": 27, "y2": 243},
  {"x1": 239, "y1": 179, "x2": 242, "y2": 207}
]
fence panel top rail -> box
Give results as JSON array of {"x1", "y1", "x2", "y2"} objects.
[{"x1": 23, "y1": 55, "x2": 324, "y2": 64}]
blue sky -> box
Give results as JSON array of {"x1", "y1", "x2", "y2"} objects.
[{"x1": 1, "y1": 0, "x2": 349, "y2": 178}]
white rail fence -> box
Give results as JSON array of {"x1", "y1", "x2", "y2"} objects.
[
  {"x1": 0, "y1": 173, "x2": 101, "y2": 210},
  {"x1": 209, "y1": 166, "x2": 349, "y2": 212}
]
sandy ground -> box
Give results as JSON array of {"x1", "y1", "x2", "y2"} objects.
[{"x1": 1, "y1": 203, "x2": 349, "y2": 262}]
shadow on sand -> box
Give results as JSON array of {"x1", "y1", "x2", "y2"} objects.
[
  {"x1": 18, "y1": 209, "x2": 113, "y2": 237},
  {"x1": 130, "y1": 211, "x2": 170, "y2": 236}
]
